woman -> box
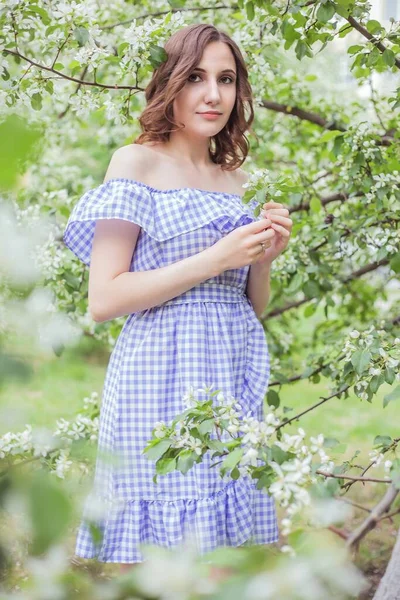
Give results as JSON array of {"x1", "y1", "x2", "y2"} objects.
[{"x1": 63, "y1": 23, "x2": 292, "y2": 576}]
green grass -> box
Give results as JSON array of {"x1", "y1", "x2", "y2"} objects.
[
  {"x1": 0, "y1": 333, "x2": 107, "y2": 436},
  {"x1": 278, "y1": 376, "x2": 399, "y2": 456}
]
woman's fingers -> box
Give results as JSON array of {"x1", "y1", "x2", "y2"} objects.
[
  {"x1": 271, "y1": 223, "x2": 291, "y2": 236},
  {"x1": 261, "y1": 208, "x2": 289, "y2": 217},
  {"x1": 262, "y1": 201, "x2": 289, "y2": 211},
  {"x1": 262, "y1": 213, "x2": 292, "y2": 226}
]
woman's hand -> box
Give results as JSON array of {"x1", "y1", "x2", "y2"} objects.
[{"x1": 256, "y1": 201, "x2": 292, "y2": 265}]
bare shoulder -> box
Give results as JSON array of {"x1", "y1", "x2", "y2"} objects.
[{"x1": 103, "y1": 143, "x2": 155, "y2": 183}]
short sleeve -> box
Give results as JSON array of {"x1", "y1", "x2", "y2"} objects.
[{"x1": 63, "y1": 179, "x2": 153, "y2": 266}]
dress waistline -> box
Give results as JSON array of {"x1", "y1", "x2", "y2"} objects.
[{"x1": 162, "y1": 281, "x2": 248, "y2": 306}]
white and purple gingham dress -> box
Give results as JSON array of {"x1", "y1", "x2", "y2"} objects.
[{"x1": 63, "y1": 177, "x2": 279, "y2": 563}]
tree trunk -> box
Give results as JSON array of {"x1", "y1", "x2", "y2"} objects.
[{"x1": 373, "y1": 526, "x2": 400, "y2": 600}]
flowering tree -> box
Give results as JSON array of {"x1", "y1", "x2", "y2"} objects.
[{"x1": 1, "y1": 0, "x2": 400, "y2": 597}]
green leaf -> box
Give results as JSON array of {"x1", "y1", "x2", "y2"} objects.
[
  {"x1": 117, "y1": 42, "x2": 129, "y2": 57},
  {"x1": 382, "y1": 49, "x2": 395, "y2": 67},
  {"x1": 295, "y1": 40, "x2": 308, "y2": 60},
  {"x1": 198, "y1": 418, "x2": 215, "y2": 434},
  {"x1": 143, "y1": 438, "x2": 172, "y2": 461},
  {"x1": 367, "y1": 48, "x2": 381, "y2": 66},
  {"x1": 267, "y1": 389, "x2": 280, "y2": 408},
  {"x1": 310, "y1": 196, "x2": 321, "y2": 213},
  {"x1": 177, "y1": 450, "x2": 196, "y2": 474},
  {"x1": 222, "y1": 447, "x2": 244, "y2": 471},
  {"x1": 246, "y1": 1, "x2": 255, "y2": 20},
  {"x1": 281, "y1": 22, "x2": 300, "y2": 47},
  {"x1": 383, "y1": 385, "x2": 400, "y2": 408},
  {"x1": 208, "y1": 439, "x2": 226, "y2": 452},
  {"x1": 156, "y1": 456, "x2": 177, "y2": 475},
  {"x1": 304, "y1": 303, "x2": 318, "y2": 317},
  {"x1": 332, "y1": 134, "x2": 345, "y2": 157},
  {"x1": 351, "y1": 349, "x2": 371, "y2": 375},
  {"x1": 271, "y1": 444, "x2": 291, "y2": 464},
  {"x1": 231, "y1": 467, "x2": 241, "y2": 480},
  {"x1": 256, "y1": 188, "x2": 266, "y2": 204},
  {"x1": 73, "y1": 26, "x2": 89, "y2": 46},
  {"x1": 348, "y1": 45, "x2": 363, "y2": 55},
  {"x1": 255, "y1": 470, "x2": 275, "y2": 490},
  {"x1": 373, "y1": 435, "x2": 392, "y2": 447},
  {"x1": 366, "y1": 20, "x2": 382, "y2": 35},
  {"x1": 319, "y1": 129, "x2": 344, "y2": 144},
  {"x1": 389, "y1": 252, "x2": 400, "y2": 273},
  {"x1": 149, "y1": 44, "x2": 168, "y2": 69},
  {"x1": 28, "y1": 5, "x2": 51, "y2": 21},
  {"x1": 303, "y1": 279, "x2": 320, "y2": 299},
  {"x1": 29, "y1": 472, "x2": 72, "y2": 555},
  {"x1": 286, "y1": 272, "x2": 303, "y2": 293},
  {"x1": 370, "y1": 374, "x2": 383, "y2": 393},
  {"x1": 317, "y1": 2, "x2": 335, "y2": 22},
  {"x1": 64, "y1": 272, "x2": 81, "y2": 291},
  {"x1": 385, "y1": 367, "x2": 396, "y2": 385},
  {"x1": 30, "y1": 92, "x2": 42, "y2": 111}
]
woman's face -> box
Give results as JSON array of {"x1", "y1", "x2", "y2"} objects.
[{"x1": 173, "y1": 41, "x2": 237, "y2": 138}]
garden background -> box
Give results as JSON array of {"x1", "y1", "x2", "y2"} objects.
[{"x1": 0, "y1": 0, "x2": 399, "y2": 598}]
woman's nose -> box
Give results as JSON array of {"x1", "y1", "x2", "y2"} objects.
[{"x1": 205, "y1": 81, "x2": 221, "y2": 101}]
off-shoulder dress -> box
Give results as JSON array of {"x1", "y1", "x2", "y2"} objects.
[{"x1": 63, "y1": 177, "x2": 279, "y2": 563}]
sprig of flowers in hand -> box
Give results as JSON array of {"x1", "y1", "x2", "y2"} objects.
[{"x1": 258, "y1": 201, "x2": 293, "y2": 264}]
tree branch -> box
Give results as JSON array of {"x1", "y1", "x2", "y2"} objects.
[
  {"x1": 4, "y1": 49, "x2": 144, "y2": 92},
  {"x1": 260, "y1": 99, "x2": 346, "y2": 131},
  {"x1": 263, "y1": 259, "x2": 390, "y2": 319},
  {"x1": 346, "y1": 15, "x2": 400, "y2": 70},
  {"x1": 276, "y1": 384, "x2": 352, "y2": 430},
  {"x1": 317, "y1": 470, "x2": 394, "y2": 485},
  {"x1": 260, "y1": 101, "x2": 396, "y2": 145},
  {"x1": 345, "y1": 483, "x2": 399, "y2": 550},
  {"x1": 101, "y1": 4, "x2": 237, "y2": 30}
]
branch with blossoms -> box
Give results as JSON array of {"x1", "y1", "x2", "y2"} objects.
[
  {"x1": 143, "y1": 383, "x2": 400, "y2": 552},
  {"x1": 0, "y1": 392, "x2": 100, "y2": 480},
  {"x1": 266, "y1": 324, "x2": 400, "y2": 426}
]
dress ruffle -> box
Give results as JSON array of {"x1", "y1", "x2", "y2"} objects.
[
  {"x1": 75, "y1": 476, "x2": 278, "y2": 563},
  {"x1": 63, "y1": 178, "x2": 261, "y2": 266}
]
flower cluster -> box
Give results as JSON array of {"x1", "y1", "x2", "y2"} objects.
[
  {"x1": 341, "y1": 328, "x2": 400, "y2": 400},
  {"x1": 0, "y1": 392, "x2": 100, "y2": 478},
  {"x1": 147, "y1": 385, "x2": 336, "y2": 541}
]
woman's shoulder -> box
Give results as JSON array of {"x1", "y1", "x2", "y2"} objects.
[
  {"x1": 103, "y1": 144, "x2": 154, "y2": 184},
  {"x1": 103, "y1": 143, "x2": 249, "y2": 195}
]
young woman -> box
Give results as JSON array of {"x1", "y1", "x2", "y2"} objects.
[{"x1": 63, "y1": 23, "x2": 292, "y2": 576}]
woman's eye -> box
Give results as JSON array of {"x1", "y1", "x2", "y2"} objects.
[
  {"x1": 221, "y1": 76, "x2": 234, "y2": 84},
  {"x1": 188, "y1": 74, "x2": 235, "y2": 84}
]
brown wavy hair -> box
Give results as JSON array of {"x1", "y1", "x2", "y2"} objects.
[{"x1": 132, "y1": 23, "x2": 255, "y2": 171}]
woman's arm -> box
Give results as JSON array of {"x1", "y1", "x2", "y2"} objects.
[
  {"x1": 246, "y1": 261, "x2": 272, "y2": 319},
  {"x1": 88, "y1": 146, "x2": 224, "y2": 322},
  {"x1": 89, "y1": 220, "x2": 224, "y2": 322},
  {"x1": 234, "y1": 168, "x2": 272, "y2": 319}
]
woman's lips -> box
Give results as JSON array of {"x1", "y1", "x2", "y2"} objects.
[{"x1": 197, "y1": 113, "x2": 222, "y2": 119}]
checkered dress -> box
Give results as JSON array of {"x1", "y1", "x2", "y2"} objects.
[{"x1": 63, "y1": 178, "x2": 279, "y2": 563}]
